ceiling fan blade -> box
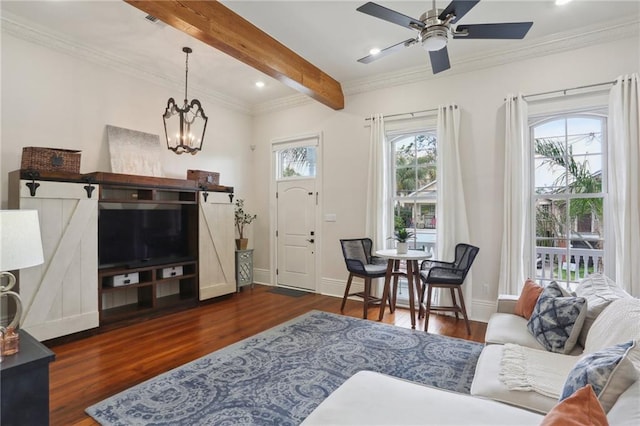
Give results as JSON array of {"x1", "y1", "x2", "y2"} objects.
[
  {"x1": 357, "y1": 2, "x2": 424, "y2": 30},
  {"x1": 454, "y1": 22, "x2": 533, "y2": 39},
  {"x1": 358, "y1": 38, "x2": 416, "y2": 64},
  {"x1": 429, "y1": 46, "x2": 451, "y2": 74},
  {"x1": 439, "y1": 0, "x2": 480, "y2": 23}
]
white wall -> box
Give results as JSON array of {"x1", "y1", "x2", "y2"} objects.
[
  {"x1": 251, "y1": 37, "x2": 639, "y2": 321},
  {"x1": 2, "y1": 25, "x2": 638, "y2": 323},
  {"x1": 0, "y1": 33, "x2": 254, "y2": 208}
]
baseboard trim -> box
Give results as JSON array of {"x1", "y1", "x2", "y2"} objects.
[
  {"x1": 255, "y1": 270, "x2": 493, "y2": 323},
  {"x1": 471, "y1": 299, "x2": 496, "y2": 323},
  {"x1": 253, "y1": 268, "x2": 272, "y2": 286}
]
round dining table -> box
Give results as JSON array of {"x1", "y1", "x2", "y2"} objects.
[{"x1": 375, "y1": 249, "x2": 431, "y2": 329}]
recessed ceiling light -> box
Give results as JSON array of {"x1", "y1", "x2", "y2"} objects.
[
  {"x1": 555, "y1": 0, "x2": 572, "y2": 5},
  {"x1": 255, "y1": 81, "x2": 265, "y2": 88},
  {"x1": 369, "y1": 47, "x2": 381, "y2": 56}
]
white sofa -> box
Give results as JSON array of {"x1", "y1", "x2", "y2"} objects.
[
  {"x1": 471, "y1": 277, "x2": 640, "y2": 414},
  {"x1": 302, "y1": 370, "x2": 640, "y2": 425},
  {"x1": 304, "y1": 275, "x2": 640, "y2": 424}
]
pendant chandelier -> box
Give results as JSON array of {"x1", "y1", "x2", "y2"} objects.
[{"x1": 163, "y1": 47, "x2": 208, "y2": 155}]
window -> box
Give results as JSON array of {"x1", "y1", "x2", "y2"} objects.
[
  {"x1": 531, "y1": 114, "x2": 607, "y2": 289},
  {"x1": 275, "y1": 146, "x2": 317, "y2": 180},
  {"x1": 388, "y1": 130, "x2": 437, "y2": 253}
]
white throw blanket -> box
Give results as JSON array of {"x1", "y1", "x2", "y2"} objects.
[{"x1": 499, "y1": 344, "x2": 569, "y2": 398}]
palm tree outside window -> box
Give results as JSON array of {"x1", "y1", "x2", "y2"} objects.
[
  {"x1": 531, "y1": 113, "x2": 607, "y2": 289},
  {"x1": 388, "y1": 129, "x2": 438, "y2": 302}
]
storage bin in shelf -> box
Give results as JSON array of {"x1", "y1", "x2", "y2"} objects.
[{"x1": 98, "y1": 260, "x2": 198, "y2": 326}]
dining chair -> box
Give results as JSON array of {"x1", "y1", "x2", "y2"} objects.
[
  {"x1": 418, "y1": 243, "x2": 479, "y2": 334},
  {"x1": 339, "y1": 238, "x2": 391, "y2": 319}
]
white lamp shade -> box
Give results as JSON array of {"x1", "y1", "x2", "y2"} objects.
[{"x1": 0, "y1": 210, "x2": 45, "y2": 271}]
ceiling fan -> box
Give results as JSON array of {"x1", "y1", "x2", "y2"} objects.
[{"x1": 356, "y1": 0, "x2": 533, "y2": 74}]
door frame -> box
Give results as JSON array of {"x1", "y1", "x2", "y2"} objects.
[{"x1": 270, "y1": 132, "x2": 323, "y2": 292}]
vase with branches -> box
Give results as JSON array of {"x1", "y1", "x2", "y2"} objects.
[{"x1": 234, "y1": 199, "x2": 257, "y2": 250}]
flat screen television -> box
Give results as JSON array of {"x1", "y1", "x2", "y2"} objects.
[{"x1": 98, "y1": 205, "x2": 192, "y2": 269}]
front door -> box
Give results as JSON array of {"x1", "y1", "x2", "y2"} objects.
[{"x1": 276, "y1": 179, "x2": 316, "y2": 290}]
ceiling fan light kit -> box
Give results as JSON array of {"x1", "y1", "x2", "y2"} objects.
[
  {"x1": 357, "y1": 0, "x2": 533, "y2": 74},
  {"x1": 421, "y1": 27, "x2": 449, "y2": 52},
  {"x1": 418, "y1": 8, "x2": 451, "y2": 52}
]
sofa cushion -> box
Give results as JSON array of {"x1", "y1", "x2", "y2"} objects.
[
  {"x1": 499, "y1": 343, "x2": 574, "y2": 398},
  {"x1": 496, "y1": 295, "x2": 519, "y2": 314},
  {"x1": 585, "y1": 298, "x2": 640, "y2": 354},
  {"x1": 606, "y1": 380, "x2": 640, "y2": 426},
  {"x1": 540, "y1": 384, "x2": 607, "y2": 426},
  {"x1": 302, "y1": 371, "x2": 543, "y2": 425},
  {"x1": 561, "y1": 340, "x2": 640, "y2": 413},
  {"x1": 485, "y1": 312, "x2": 548, "y2": 350},
  {"x1": 471, "y1": 344, "x2": 578, "y2": 414},
  {"x1": 527, "y1": 282, "x2": 587, "y2": 354},
  {"x1": 514, "y1": 279, "x2": 543, "y2": 319},
  {"x1": 574, "y1": 273, "x2": 631, "y2": 348}
]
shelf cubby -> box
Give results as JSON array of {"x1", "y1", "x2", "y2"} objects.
[{"x1": 98, "y1": 255, "x2": 198, "y2": 326}]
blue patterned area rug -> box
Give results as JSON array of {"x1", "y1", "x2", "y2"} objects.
[{"x1": 86, "y1": 310, "x2": 483, "y2": 425}]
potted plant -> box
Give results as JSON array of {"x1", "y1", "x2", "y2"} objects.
[
  {"x1": 234, "y1": 199, "x2": 257, "y2": 250},
  {"x1": 389, "y1": 228, "x2": 414, "y2": 254}
]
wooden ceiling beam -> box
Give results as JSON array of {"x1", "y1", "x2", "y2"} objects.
[{"x1": 124, "y1": 0, "x2": 344, "y2": 110}]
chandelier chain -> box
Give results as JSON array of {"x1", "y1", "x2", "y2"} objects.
[{"x1": 184, "y1": 50, "x2": 189, "y2": 102}]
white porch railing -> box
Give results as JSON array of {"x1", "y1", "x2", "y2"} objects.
[{"x1": 535, "y1": 246, "x2": 604, "y2": 289}]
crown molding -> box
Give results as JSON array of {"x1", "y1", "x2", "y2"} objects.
[
  {"x1": 4, "y1": 10, "x2": 637, "y2": 117},
  {"x1": 342, "y1": 17, "x2": 640, "y2": 97},
  {"x1": 0, "y1": 12, "x2": 252, "y2": 114},
  {"x1": 251, "y1": 16, "x2": 639, "y2": 115}
]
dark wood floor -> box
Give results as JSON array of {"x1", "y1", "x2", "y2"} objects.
[{"x1": 46, "y1": 284, "x2": 487, "y2": 426}]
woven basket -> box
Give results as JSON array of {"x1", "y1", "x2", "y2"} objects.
[{"x1": 21, "y1": 147, "x2": 81, "y2": 173}]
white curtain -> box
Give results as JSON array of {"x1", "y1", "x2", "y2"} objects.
[
  {"x1": 498, "y1": 94, "x2": 532, "y2": 295},
  {"x1": 365, "y1": 114, "x2": 389, "y2": 251},
  {"x1": 608, "y1": 74, "x2": 640, "y2": 296},
  {"x1": 436, "y1": 105, "x2": 473, "y2": 309}
]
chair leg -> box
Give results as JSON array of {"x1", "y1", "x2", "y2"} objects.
[
  {"x1": 388, "y1": 282, "x2": 395, "y2": 313},
  {"x1": 390, "y1": 261, "x2": 400, "y2": 313},
  {"x1": 450, "y1": 287, "x2": 459, "y2": 320},
  {"x1": 457, "y1": 286, "x2": 472, "y2": 335},
  {"x1": 418, "y1": 280, "x2": 426, "y2": 319},
  {"x1": 341, "y1": 273, "x2": 354, "y2": 312},
  {"x1": 424, "y1": 284, "x2": 433, "y2": 332},
  {"x1": 363, "y1": 277, "x2": 371, "y2": 319}
]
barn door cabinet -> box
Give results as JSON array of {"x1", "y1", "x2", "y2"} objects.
[
  {"x1": 198, "y1": 191, "x2": 236, "y2": 300},
  {"x1": 8, "y1": 170, "x2": 236, "y2": 339},
  {"x1": 8, "y1": 170, "x2": 99, "y2": 341}
]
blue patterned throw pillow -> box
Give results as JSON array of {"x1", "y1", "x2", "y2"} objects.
[
  {"x1": 561, "y1": 340, "x2": 639, "y2": 413},
  {"x1": 527, "y1": 281, "x2": 587, "y2": 354}
]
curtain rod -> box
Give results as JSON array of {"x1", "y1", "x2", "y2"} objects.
[
  {"x1": 364, "y1": 105, "x2": 457, "y2": 122},
  {"x1": 505, "y1": 80, "x2": 617, "y2": 102}
]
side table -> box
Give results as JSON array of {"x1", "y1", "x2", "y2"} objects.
[
  {"x1": 375, "y1": 249, "x2": 431, "y2": 329},
  {"x1": 1, "y1": 329, "x2": 55, "y2": 426},
  {"x1": 235, "y1": 249, "x2": 254, "y2": 290}
]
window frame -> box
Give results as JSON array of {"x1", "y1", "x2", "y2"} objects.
[
  {"x1": 274, "y1": 138, "x2": 318, "y2": 181},
  {"x1": 529, "y1": 110, "x2": 609, "y2": 289},
  {"x1": 386, "y1": 127, "x2": 438, "y2": 252}
]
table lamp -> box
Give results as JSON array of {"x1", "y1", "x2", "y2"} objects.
[{"x1": 0, "y1": 210, "x2": 44, "y2": 357}]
